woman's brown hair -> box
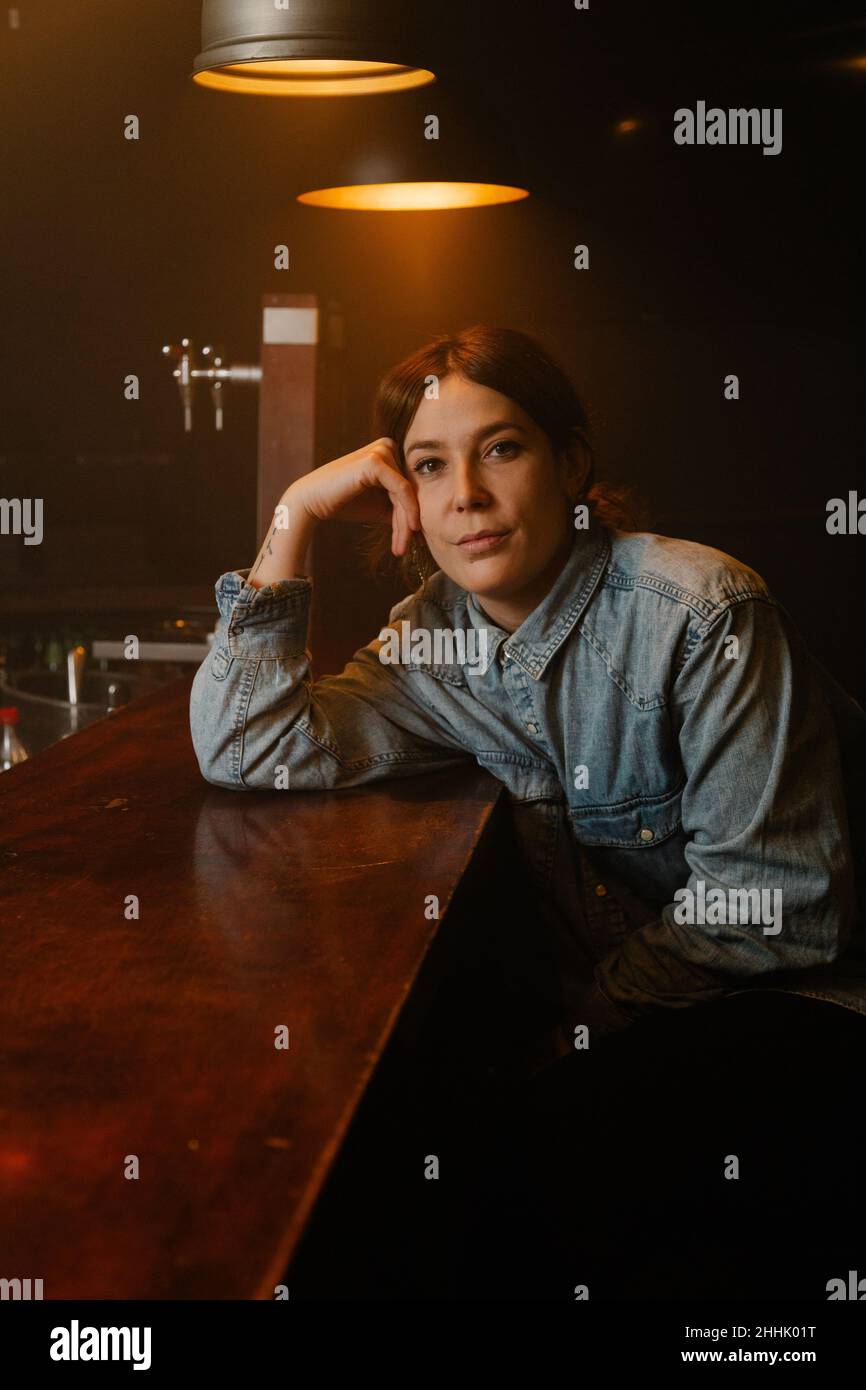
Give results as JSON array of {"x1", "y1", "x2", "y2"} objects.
[{"x1": 359, "y1": 324, "x2": 646, "y2": 592}]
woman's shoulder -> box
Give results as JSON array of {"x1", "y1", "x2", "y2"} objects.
[{"x1": 604, "y1": 526, "x2": 775, "y2": 617}]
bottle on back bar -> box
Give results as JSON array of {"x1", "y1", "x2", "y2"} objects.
[{"x1": 0, "y1": 707, "x2": 28, "y2": 771}]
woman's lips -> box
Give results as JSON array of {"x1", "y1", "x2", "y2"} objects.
[{"x1": 456, "y1": 530, "x2": 511, "y2": 554}]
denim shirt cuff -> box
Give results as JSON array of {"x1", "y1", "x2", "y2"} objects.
[{"x1": 214, "y1": 568, "x2": 313, "y2": 659}]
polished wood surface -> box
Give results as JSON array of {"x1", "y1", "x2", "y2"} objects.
[{"x1": 0, "y1": 675, "x2": 501, "y2": 1298}]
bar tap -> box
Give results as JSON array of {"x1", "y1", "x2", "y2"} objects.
[
  {"x1": 162, "y1": 338, "x2": 194, "y2": 432},
  {"x1": 161, "y1": 338, "x2": 263, "y2": 432},
  {"x1": 203, "y1": 346, "x2": 225, "y2": 432}
]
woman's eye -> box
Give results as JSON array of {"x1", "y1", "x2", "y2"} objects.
[{"x1": 413, "y1": 441, "x2": 518, "y2": 475}]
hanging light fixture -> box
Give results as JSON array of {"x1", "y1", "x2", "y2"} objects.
[
  {"x1": 295, "y1": 89, "x2": 530, "y2": 211},
  {"x1": 192, "y1": 0, "x2": 436, "y2": 97}
]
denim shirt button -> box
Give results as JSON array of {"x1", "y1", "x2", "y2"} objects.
[
  {"x1": 639, "y1": 827, "x2": 654, "y2": 842},
  {"x1": 233, "y1": 625, "x2": 245, "y2": 635},
  {"x1": 595, "y1": 883, "x2": 608, "y2": 897},
  {"x1": 526, "y1": 722, "x2": 539, "y2": 734}
]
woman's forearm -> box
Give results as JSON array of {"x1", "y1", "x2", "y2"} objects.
[{"x1": 246, "y1": 486, "x2": 318, "y2": 590}]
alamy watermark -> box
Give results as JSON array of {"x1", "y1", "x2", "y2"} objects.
[
  {"x1": 1, "y1": 1276, "x2": 43, "y2": 1299},
  {"x1": 826, "y1": 491, "x2": 865, "y2": 534},
  {"x1": 674, "y1": 102, "x2": 782, "y2": 156},
  {"x1": 673, "y1": 880, "x2": 782, "y2": 935},
  {"x1": 0, "y1": 496, "x2": 43, "y2": 545},
  {"x1": 50, "y1": 1320, "x2": 151, "y2": 1370},
  {"x1": 378, "y1": 622, "x2": 489, "y2": 677}
]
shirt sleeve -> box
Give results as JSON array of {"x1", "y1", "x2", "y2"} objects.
[
  {"x1": 189, "y1": 568, "x2": 473, "y2": 790},
  {"x1": 581, "y1": 595, "x2": 859, "y2": 1033}
]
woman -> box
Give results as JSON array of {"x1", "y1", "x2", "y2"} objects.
[{"x1": 190, "y1": 325, "x2": 866, "y2": 1297}]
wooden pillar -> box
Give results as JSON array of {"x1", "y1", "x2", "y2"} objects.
[{"x1": 257, "y1": 293, "x2": 319, "y2": 562}]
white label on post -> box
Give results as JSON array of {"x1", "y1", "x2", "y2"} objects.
[{"x1": 263, "y1": 307, "x2": 319, "y2": 345}]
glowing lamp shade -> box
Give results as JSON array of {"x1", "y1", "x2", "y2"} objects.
[
  {"x1": 293, "y1": 81, "x2": 531, "y2": 213},
  {"x1": 298, "y1": 182, "x2": 530, "y2": 211},
  {"x1": 193, "y1": 60, "x2": 435, "y2": 98},
  {"x1": 193, "y1": 0, "x2": 436, "y2": 97}
]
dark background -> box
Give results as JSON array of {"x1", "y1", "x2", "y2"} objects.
[{"x1": 1, "y1": 0, "x2": 863, "y2": 693}]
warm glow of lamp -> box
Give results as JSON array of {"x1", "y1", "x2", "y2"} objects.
[
  {"x1": 297, "y1": 182, "x2": 530, "y2": 211},
  {"x1": 193, "y1": 58, "x2": 435, "y2": 98}
]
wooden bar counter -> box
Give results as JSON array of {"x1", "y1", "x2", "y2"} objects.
[{"x1": 0, "y1": 676, "x2": 504, "y2": 1299}]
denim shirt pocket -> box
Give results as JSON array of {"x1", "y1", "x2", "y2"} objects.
[
  {"x1": 568, "y1": 779, "x2": 685, "y2": 849},
  {"x1": 567, "y1": 779, "x2": 687, "y2": 914}
]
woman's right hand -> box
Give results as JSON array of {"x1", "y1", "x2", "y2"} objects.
[{"x1": 290, "y1": 438, "x2": 422, "y2": 557}]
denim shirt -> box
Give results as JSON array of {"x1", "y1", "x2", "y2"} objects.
[{"x1": 189, "y1": 517, "x2": 866, "y2": 1040}]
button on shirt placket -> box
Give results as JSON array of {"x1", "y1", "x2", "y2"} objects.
[
  {"x1": 576, "y1": 843, "x2": 631, "y2": 955},
  {"x1": 502, "y1": 648, "x2": 547, "y2": 746}
]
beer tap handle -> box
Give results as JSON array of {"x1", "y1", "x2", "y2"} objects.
[
  {"x1": 202, "y1": 345, "x2": 225, "y2": 431},
  {"x1": 161, "y1": 338, "x2": 194, "y2": 432}
]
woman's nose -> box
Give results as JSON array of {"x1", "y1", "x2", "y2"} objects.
[{"x1": 452, "y1": 459, "x2": 490, "y2": 511}]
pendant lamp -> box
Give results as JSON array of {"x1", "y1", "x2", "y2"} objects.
[
  {"x1": 295, "y1": 88, "x2": 530, "y2": 211},
  {"x1": 192, "y1": 0, "x2": 436, "y2": 97}
]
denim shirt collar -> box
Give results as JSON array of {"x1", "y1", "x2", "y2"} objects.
[{"x1": 461, "y1": 521, "x2": 611, "y2": 680}]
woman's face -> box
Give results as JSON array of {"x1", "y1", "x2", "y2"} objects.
[{"x1": 402, "y1": 373, "x2": 578, "y2": 631}]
